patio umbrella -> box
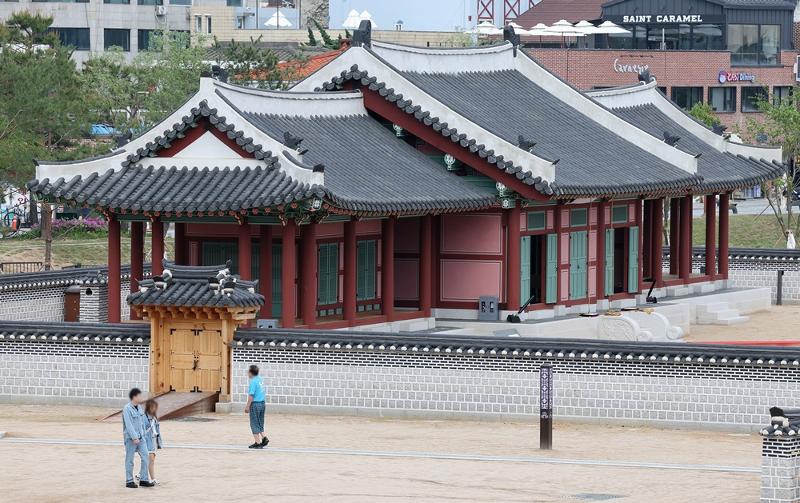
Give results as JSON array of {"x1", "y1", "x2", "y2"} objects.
[
  {"x1": 265, "y1": 11, "x2": 292, "y2": 28},
  {"x1": 358, "y1": 10, "x2": 377, "y2": 29},
  {"x1": 342, "y1": 9, "x2": 361, "y2": 29},
  {"x1": 507, "y1": 22, "x2": 532, "y2": 36},
  {"x1": 464, "y1": 20, "x2": 502, "y2": 36},
  {"x1": 544, "y1": 19, "x2": 586, "y2": 37},
  {"x1": 594, "y1": 21, "x2": 631, "y2": 34},
  {"x1": 574, "y1": 20, "x2": 601, "y2": 34}
]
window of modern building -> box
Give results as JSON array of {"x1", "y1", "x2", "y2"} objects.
[
  {"x1": 104, "y1": 28, "x2": 130, "y2": 52},
  {"x1": 138, "y1": 29, "x2": 154, "y2": 51},
  {"x1": 138, "y1": 0, "x2": 163, "y2": 4},
  {"x1": 728, "y1": 24, "x2": 780, "y2": 66},
  {"x1": 103, "y1": 0, "x2": 130, "y2": 4},
  {"x1": 170, "y1": 0, "x2": 191, "y2": 4},
  {"x1": 48, "y1": 27, "x2": 90, "y2": 50},
  {"x1": 195, "y1": 16, "x2": 202, "y2": 32},
  {"x1": 709, "y1": 87, "x2": 736, "y2": 113},
  {"x1": 206, "y1": 16, "x2": 212, "y2": 34},
  {"x1": 657, "y1": 86, "x2": 667, "y2": 95},
  {"x1": 741, "y1": 86, "x2": 768, "y2": 112},
  {"x1": 773, "y1": 86, "x2": 793, "y2": 105},
  {"x1": 671, "y1": 87, "x2": 703, "y2": 110},
  {"x1": 226, "y1": 0, "x2": 243, "y2": 5},
  {"x1": 606, "y1": 24, "x2": 722, "y2": 51},
  {"x1": 33, "y1": 0, "x2": 89, "y2": 3}
]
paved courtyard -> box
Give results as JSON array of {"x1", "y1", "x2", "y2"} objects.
[{"x1": 0, "y1": 405, "x2": 760, "y2": 502}]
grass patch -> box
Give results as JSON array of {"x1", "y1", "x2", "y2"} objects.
[
  {"x1": 0, "y1": 235, "x2": 175, "y2": 270},
  {"x1": 691, "y1": 214, "x2": 790, "y2": 248}
]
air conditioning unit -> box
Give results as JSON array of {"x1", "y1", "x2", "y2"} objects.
[
  {"x1": 796, "y1": 55, "x2": 800, "y2": 82},
  {"x1": 155, "y1": 5, "x2": 167, "y2": 17}
]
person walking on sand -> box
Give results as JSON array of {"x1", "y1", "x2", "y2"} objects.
[
  {"x1": 123, "y1": 388, "x2": 154, "y2": 488},
  {"x1": 244, "y1": 365, "x2": 269, "y2": 449},
  {"x1": 143, "y1": 399, "x2": 163, "y2": 485}
]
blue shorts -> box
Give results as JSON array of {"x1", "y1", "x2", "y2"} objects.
[{"x1": 249, "y1": 401, "x2": 265, "y2": 434}]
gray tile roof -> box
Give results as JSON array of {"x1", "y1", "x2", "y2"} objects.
[
  {"x1": 316, "y1": 66, "x2": 556, "y2": 196},
  {"x1": 396, "y1": 69, "x2": 702, "y2": 197},
  {"x1": 28, "y1": 163, "x2": 323, "y2": 215},
  {"x1": 237, "y1": 111, "x2": 499, "y2": 214},
  {"x1": 719, "y1": 0, "x2": 796, "y2": 8},
  {"x1": 0, "y1": 264, "x2": 150, "y2": 290},
  {"x1": 614, "y1": 104, "x2": 785, "y2": 192},
  {"x1": 127, "y1": 261, "x2": 264, "y2": 309},
  {"x1": 0, "y1": 320, "x2": 150, "y2": 343}
]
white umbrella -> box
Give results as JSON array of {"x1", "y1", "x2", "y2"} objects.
[
  {"x1": 342, "y1": 9, "x2": 361, "y2": 29},
  {"x1": 265, "y1": 11, "x2": 292, "y2": 28},
  {"x1": 506, "y1": 22, "x2": 532, "y2": 36},
  {"x1": 358, "y1": 10, "x2": 377, "y2": 29},
  {"x1": 527, "y1": 23, "x2": 561, "y2": 37},
  {"x1": 594, "y1": 20, "x2": 631, "y2": 35},
  {"x1": 464, "y1": 20, "x2": 502, "y2": 35},
  {"x1": 544, "y1": 19, "x2": 586, "y2": 37},
  {"x1": 574, "y1": 20, "x2": 601, "y2": 34}
]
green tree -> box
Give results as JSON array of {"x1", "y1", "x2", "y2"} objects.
[
  {"x1": 211, "y1": 36, "x2": 287, "y2": 90},
  {"x1": 81, "y1": 30, "x2": 209, "y2": 133},
  {"x1": 742, "y1": 87, "x2": 800, "y2": 241},
  {"x1": 307, "y1": 27, "x2": 318, "y2": 46},
  {"x1": 688, "y1": 102, "x2": 721, "y2": 129},
  {"x1": 312, "y1": 18, "x2": 339, "y2": 49},
  {"x1": 0, "y1": 12, "x2": 92, "y2": 185}
]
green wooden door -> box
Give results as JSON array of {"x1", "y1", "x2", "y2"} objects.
[
  {"x1": 545, "y1": 233, "x2": 558, "y2": 304},
  {"x1": 520, "y1": 236, "x2": 531, "y2": 306},
  {"x1": 569, "y1": 231, "x2": 588, "y2": 300},
  {"x1": 604, "y1": 228, "x2": 614, "y2": 296},
  {"x1": 628, "y1": 226, "x2": 639, "y2": 293},
  {"x1": 318, "y1": 243, "x2": 338, "y2": 306},
  {"x1": 357, "y1": 240, "x2": 377, "y2": 301}
]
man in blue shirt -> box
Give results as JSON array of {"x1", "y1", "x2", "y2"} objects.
[
  {"x1": 123, "y1": 388, "x2": 154, "y2": 488},
  {"x1": 244, "y1": 365, "x2": 269, "y2": 449}
]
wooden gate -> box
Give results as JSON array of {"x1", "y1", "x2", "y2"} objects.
[{"x1": 168, "y1": 328, "x2": 223, "y2": 392}]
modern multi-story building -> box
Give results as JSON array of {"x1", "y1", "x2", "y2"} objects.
[{"x1": 516, "y1": 0, "x2": 800, "y2": 131}]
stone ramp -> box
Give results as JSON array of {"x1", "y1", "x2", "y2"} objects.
[{"x1": 100, "y1": 391, "x2": 219, "y2": 421}]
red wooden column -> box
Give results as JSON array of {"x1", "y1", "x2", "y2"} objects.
[
  {"x1": 382, "y1": 217, "x2": 396, "y2": 321},
  {"x1": 151, "y1": 219, "x2": 164, "y2": 276},
  {"x1": 174, "y1": 223, "x2": 186, "y2": 265},
  {"x1": 669, "y1": 198, "x2": 680, "y2": 276},
  {"x1": 419, "y1": 215, "x2": 433, "y2": 316},
  {"x1": 718, "y1": 193, "x2": 730, "y2": 278},
  {"x1": 300, "y1": 221, "x2": 318, "y2": 326},
  {"x1": 238, "y1": 220, "x2": 252, "y2": 280},
  {"x1": 642, "y1": 200, "x2": 652, "y2": 279},
  {"x1": 652, "y1": 198, "x2": 664, "y2": 286},
  {"x1": 281, "y1": 220, "x2": 297, "y2": 328},
  {"x1": 259, "y1": 225, "x2": 273, "y2": 318},
  {"x1": 596, "y1": 201, "x2": 607, "y2": 296},
  {"x1": 506, "y1": 204, "x2": 522, "y2": 311},
  {"x1": 705, "y1": 194, "x2": 717, "y2": 277},
  {"x1": 343, "y1": 220, "x2": 357, "y2": 325},
  {"x1": 679, "y1": 195, "x2": 692, "y2": 280},
  {"x1": 107, "y1": 215, "x2": 121, "y2": 323},
  {"x1": 130, "y1": 221, "x2": 144, "y2": 321}
]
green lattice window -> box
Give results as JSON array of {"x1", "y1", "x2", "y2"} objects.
[
  {"x1": 612, "y1": 205, "x2": 629, "y2": 224},
  {"x1": 357, "y1": 240, "x2": 377, "y2": 301},
  {"x1": 527, "y1": 211, "x2": 546, "y2": 231},
  {"x1": 318, "y1": 243, "x2": 338, "y2": 306}
]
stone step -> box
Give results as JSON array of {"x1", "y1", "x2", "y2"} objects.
[
  {"x1": 713, "y1": 315, "x2": 750, "y2": 326},
  {"x1": 696, "y1": 302, "x2": 729, "y2": 314}
]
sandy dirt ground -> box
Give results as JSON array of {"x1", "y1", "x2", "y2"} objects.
[
  {"x1": 0, "y1": 405, "x2": 760, "y2": 502},
  {"x1": 685, "y1": 304, "x2": 800, "y2": 343}
]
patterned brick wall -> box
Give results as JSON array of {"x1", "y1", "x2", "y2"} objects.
[
  {"x1": 0, "y1": 340, "x2": 149, "y2": 405},
  {"x1": 0, "y1": 286, "x2": 67, "y2": 322},
  {"x1": 762, "y1": 437, "x2": 800, "y2": 503},
  {"x1": 231, "y1": 345, "x2": 800, "y2": 428}
]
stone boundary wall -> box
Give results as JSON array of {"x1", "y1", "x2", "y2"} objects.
[
  {"x1": 762, "y1": 437, "x2": 800, "y2": 503},
  {"x1": 663, "y1": 248, "x2": 800, "y2": 304},
  {"x1": 0, "y1": 285, "x2": 67, "y2": 322},
  {"x1": 229, "y1": 331, "x2": 800, "y2": 430},
  {"x1": 0, "y1": 339, "x2": 149, "y2": 406}
]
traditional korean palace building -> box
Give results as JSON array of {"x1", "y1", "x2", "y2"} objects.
[{"x1": 28, "y1": 27, "x2": 785, "y2": 330}]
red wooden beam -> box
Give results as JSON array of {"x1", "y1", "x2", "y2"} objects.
[
  {"x1": 705, "y1": 194, "x2": 717, "y2": 277},
  {"x1": 382, "y1": 217, "x2": 396, "y2": 321},
  {"x1": 281, "y1": 221, "x2": 297, "y2": 328},
  {"x1": 151, "y1": 219, "x2": 164, "y2": 276},
  {"x1": 652, "y1": 198, "x2": 664, "y2": 287},
  {"x1": 343, "y1": 220, "x2": 357, "y2": 325},
  {"x1": 360, "y1": 88, "x2": 550, "y2": 202},
  {"x1": 107, "y1": 215, "x2": 121, "y2": 323},
  {"x1": 506, "y1": 205, "x2": 521, "y2": 311},
  {"x1": 259, "y1": 225, "x2": 273, "y2": 319},
  {"x1": 718, "y1": 193, "x2": 730, "y2": 278},
  {"x1": 300, "y1": 222, "x2": 318, "y2": 326},
  {"x1": 419, "y1": 215, "x2": 433, "y2": 316},
  {"x1": 130, "y1": 221, "x2": 144, "y2": 321},
  {"x1": 669, "y1": 198, "x2": 680, "y2": 276}
]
